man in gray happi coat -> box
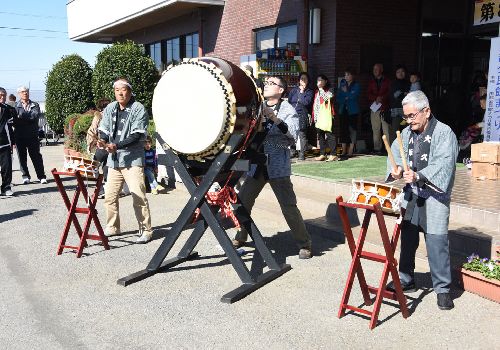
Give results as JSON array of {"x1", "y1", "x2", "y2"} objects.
[{"x1": 386, "y1": 90, "x2": 458, "y2": 310}]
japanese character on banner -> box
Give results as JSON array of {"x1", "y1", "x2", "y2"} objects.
[
  {"x1": 409, "y1": 137, "x2": 414, "y2": 144},
  {"x1": 496, "y1": 86, "x2": 500, "y2": 97},
  {"x1": 408, "y1": 160, "x2": 413, "y2": 168},
  {"x1": 424, "y1": 135, "x2": 432, "y2": 143},
  {"x1": 420, "y1": 154, "x2": 428, "y2": 162},
  {"x1": 481, "y1": 2, "x2": 495, "y2": 23},
  {"x1": 409, "y1": 149, "x2": 413, "y2": 156}
]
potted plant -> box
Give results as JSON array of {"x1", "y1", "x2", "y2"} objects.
[{"x1": 460, "y1": 251, "x2": 500, "y2": 303}]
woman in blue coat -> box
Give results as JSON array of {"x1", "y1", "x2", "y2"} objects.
[{"x1": 337, "y1": 68, "x2": 360, "y2": 158}]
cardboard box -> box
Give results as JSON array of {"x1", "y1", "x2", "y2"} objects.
[
  {"x1": 471, "y1": 143, "x2": 500, "y2": 163},
  {"x1": 471, "y1": 162, "x2": 499, "y2": 180}
]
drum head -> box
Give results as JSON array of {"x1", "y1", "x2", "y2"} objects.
[{"x1": 153, "y1": 60, "x2": 235, "y2": 156}]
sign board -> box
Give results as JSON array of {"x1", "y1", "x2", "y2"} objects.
[
  {"x1": 474, "y1": 0, "x2": 500, "y2": 26},
  {"x1": 485, "y1": 37, "x2": 500, "y2": 142}
]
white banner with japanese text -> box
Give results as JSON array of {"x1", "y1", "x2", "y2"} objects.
[
  {"x1": 485, "y1": 37, "x2": 500, "y2": 142},
  {"x1": 474, "y1": 0, "x2": 500, "y2": 26}
]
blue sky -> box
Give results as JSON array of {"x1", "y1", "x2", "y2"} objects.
[{"x1": 0, "y1": 1, "x2": 107, "y2": 101}]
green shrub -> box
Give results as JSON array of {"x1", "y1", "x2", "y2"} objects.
[
  {"x1": 45, "y1": 54, "x2": 93, "y2": 133},
  {"x1": 92, "y1": 41, "x2": 159, "y2": 109},
  {"x1": 72, "y1": 114, "x2": 94, "y2": 140},
  {"x1": 147, "y1": 119, "x2": 156, "y2": 146}
]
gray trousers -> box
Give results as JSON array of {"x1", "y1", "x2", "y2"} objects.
[
  {"x1": 235, "y1": 173, "x2": 311, "y2": 249},
  {"x1": 398, "y1": 221, "x2": 452, "y2": 294}
]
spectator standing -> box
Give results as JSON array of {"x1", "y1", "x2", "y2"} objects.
[
  {"x1": 337, "y1": 68, "x2": 361, "y2": 158},
  {"x1": 7, "y1": 94, "x2": 16, "y2": 107},
  {"x1": 14, "y1": 86, "x2": 47, "y2": 184},
  {"x1": 287, "y1": 72, "x2": 314, "y2": 161},
  {"x1": 144, "y1": 136, "x2": 164, "y2": 195},
  {"x1": 0, "y1": 87, "x2": 16, "y2": 196},
  {"x1": 389, "y1": 65, "x2": 410, "y2": 143},
  {"x1": 97, "y1": 77, "x2": 153, "y2": 243},
  {"x1": 313, "y1": 74, "x2": 337, "y2": 161},
  {"x1": 409, "y1": 72, "x2": 422, "y2": 92},
  {"x1": 367, "y1": 63, "x2": 391, "y2": 154}
]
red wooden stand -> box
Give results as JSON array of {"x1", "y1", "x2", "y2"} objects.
[
  {"x1": 51, "y1": 168, "x2": 109, "y2": 258},
  {"x1": 336, "y1": 196, "x2": 409, "y2": 329}
]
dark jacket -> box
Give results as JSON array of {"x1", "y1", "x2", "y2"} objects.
[
  {"x1": 14, "y1": 100, "x2": 41, "y2": 139},
  {"x1": 287, "y1": 86, "x2": 314, "y2": 117},
  {"x1": 389, "y1": 78, "x2": 411, "y2": 109},
  {"x1": 367, "y1": 76, "x2": 391, "y2": 111},
  {"x1": 0, "y1": 103, "x2": 16, "y2": 147}
]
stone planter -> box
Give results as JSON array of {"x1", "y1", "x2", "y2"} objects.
[{"x1": 459, "y1": 268, "x2": 500, "y2": 303}]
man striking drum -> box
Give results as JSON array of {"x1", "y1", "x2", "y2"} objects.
[
  {"x1": 232, "y1": 75, "x2": 313, "y2": 259},
  {"x1": 385, "y1": 90, "x2": 458, "y2": 310}
]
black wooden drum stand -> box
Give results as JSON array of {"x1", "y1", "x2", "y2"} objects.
[{"x1": 117, "y1": 134, "x2": 291, "y2": 303}]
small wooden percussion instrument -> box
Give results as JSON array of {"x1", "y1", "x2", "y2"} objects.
[
  {"x1": 348, "y1": 180, "x2": 403, "y2": 214},
  {"x1": 63, "y1": 155, "x2": 99, "y2": 178}
]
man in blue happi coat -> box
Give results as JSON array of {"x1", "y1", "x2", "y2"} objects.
[{"x1": 386, "y1": 90, "x2": 458, "y2": 310}]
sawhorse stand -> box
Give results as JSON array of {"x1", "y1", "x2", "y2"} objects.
[
  {"x1": 336, "y1": 196, "x2": 409, "y2": 329},
  {"x1": 51, "y1": 168, "x2": 109, "y2": 258},
  {"x1": 118, "y1": 135, "x2": 291, "y2": 303}
]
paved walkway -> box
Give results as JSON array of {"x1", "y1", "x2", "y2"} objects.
[{"x1": 0, "y1": 144, "x2": 498, "y2": 349}]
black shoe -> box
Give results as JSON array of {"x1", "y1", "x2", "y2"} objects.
[
  {"x1": 386, "y1": 280, "x2": 417, "y2": 293},
  {"x1": 437, "y1": 293, "x2": 454, "y2": 310}
]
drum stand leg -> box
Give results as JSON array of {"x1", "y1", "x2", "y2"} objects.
[{"x1": 118, "y1": 134, "x2": 290, "y2": 303}]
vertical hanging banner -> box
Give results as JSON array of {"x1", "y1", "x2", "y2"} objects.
[{"x1": 485, "y1": 37, "x2": 500, "y2": 142}]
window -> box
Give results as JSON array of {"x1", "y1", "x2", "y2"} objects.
[
  {"x1": 255, "y1": 23, "x2": 297, "y2": 51},
  {"x1": 147, "y1": 32, "x2": 199, "y2": 70},
  {"x1": 165, "y1": 37, "x2": 180, "y2": 66},
  {"x1": 184, "y1": 33, "x2": 199, "y2": 59},
  {"x1": 148, "y1": 42, "x2": 162, "y2": 69}
]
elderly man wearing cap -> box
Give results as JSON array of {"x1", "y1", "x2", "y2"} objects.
[
  {"x1": 97, "y1": 77, "x2": 153, "y2": 243},
  {"x1": 14, "y1": 86, "x2": 47, "y2": 184}
]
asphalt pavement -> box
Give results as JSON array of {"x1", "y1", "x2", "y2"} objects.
[{"x1": 0, "y1": 144, "x2": 498, "y2": 349}]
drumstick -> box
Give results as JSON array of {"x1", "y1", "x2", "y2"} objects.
[
  {"x1": 382, "y1": 135, "x2": 397, "y2": 173},
  {"x1": 396, "y1": 131, "x2": 409, "y2": 172}
]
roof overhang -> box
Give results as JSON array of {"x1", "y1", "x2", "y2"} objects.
[{"x1": 67, "y1": 0, "x2": 225, "y2": 43}]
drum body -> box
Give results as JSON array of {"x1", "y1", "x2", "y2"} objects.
[
  {"x1": 348, "y1": 180, "x2": 403, "y2": 214},
  {"x1": 153, "y1": 57, "x2": 262, "y2": 159}
]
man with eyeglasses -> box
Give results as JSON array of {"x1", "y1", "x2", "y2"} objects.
[
  {"x1": 386, "y1": 90, "x2": 458, "y2": 310},
  {"x1": 232, "y1": 75, "x2": 313, "y2": 259},
  {"x1": 14, "y1": 86, "x2": 47, "y2": 184}
]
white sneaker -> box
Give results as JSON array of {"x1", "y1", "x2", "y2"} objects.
[
  {"x1": 22, "y1": 178, "x2": 30, "y2": 184},
  {"x1": 4, "y1": 189, "x2": 14, "y2": 196},
  {"x1": 104, "y1": 228, "x2": 120, "y2": 237},
  {"x1": 40, "y1": 178, "x2": 48, "y2": 184},
  {"x1": 136, "y1": 231, "x2": 152, "y2": 244}
]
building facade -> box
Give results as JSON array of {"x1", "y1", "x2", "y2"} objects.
[{"x1": 68, "y1": 0, "x2": 498, "y2": 141}]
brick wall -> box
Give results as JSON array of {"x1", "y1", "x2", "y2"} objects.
[{"x1": 212, "y1": 0, "x2": 303, "y2": 63}]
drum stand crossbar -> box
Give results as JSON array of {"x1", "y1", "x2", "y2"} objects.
[
  {"x1": 117, "y1": 134, "x2": 291, "y2": 303},
  {"x1": 336, "y1": 196, "x2": 409, "y2": 329}
]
